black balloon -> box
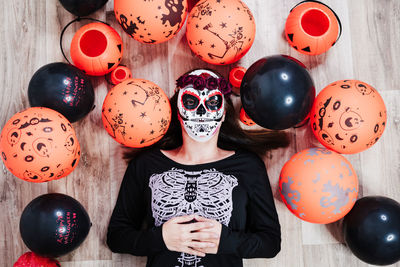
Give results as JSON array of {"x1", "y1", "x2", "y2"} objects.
[
  {"x1": 240, "y1": 55, "x2": 315, "y2": 130},
  {"x1": 59, "y1": 0, "x2": 108, "y2": 17},
  {"x1": 28, "y1": 62, "x2": 95, "y2": 123},
  {"x1": 343, "y1": 196, "x2": 400, "y2": 265},
  {"x1": 20, "y1": 193, "x2": 91, "y2": 258}
]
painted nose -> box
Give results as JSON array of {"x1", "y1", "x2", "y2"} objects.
[{"x1": 196, "y1": 104, "x2": 206, "y2": 116}]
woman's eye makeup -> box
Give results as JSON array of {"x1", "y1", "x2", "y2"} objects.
[
  {"x1": 182, "y1": 94, "x2": 200, "y2": 109},
  {"x1": 205, "y1": 95, "x2": 222, "y2": 110}
]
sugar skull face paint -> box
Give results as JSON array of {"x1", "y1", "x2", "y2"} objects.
[{"x1": 177, "y1": 70, "x2": 225, "y2": 142}]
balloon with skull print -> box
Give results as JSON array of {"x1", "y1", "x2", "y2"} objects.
[
  {"x1": 102, "y1": 78, "x2": 171, "y2": 147},
  {"x1": 177, "y1": 69, "x2": 228, "y2": 142},
  {"x1": 114, "y1": 0, "x2": 188, "y2": 44},
  {"x1": 279, "y1": 147, "x2": 358, "y2": 224},
  {"x1": 310, "y1": 80, "x2": 387, "y2": 154},
  {"x1": 0, "y1": 107, "x2": 81, "y2": 183},
  {"x1": 186, "y1": 0, "x2": 256, "y2": 65}
]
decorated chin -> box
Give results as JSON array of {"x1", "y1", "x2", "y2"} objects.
[
  {"x1": 179, "y1": 115, "x2": 223, "y2": 142},
  {"x1": 177, "y1": 69, "x2": 225, "y2": 143}
]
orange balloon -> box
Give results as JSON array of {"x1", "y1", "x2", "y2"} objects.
[
  {"x1": 285, "y1": 1, "x2": 340, "y2": 55},
  {"x1": 279, "y1": 147, "x2": 358, "y2": 224},
  {"x1": 186, "y1": 0, "x2": 256, "y2": 65},
  {"x1": 310, "y1": 80, "x2": 387, "y2": 154},
  {"x1": 0, "y1": 107, "x2": 80, "y2": 183},
  {"x1": 239, "y1": 107, "x2": 255, "y2": 126},
  {"x1": 110, "y1": 66, "x2": 132, "y2": 85},
  {"x1": 70, "y1": 22, "x2": 123, "y2": 76},
  {"x1": 102, "y1": 78, "x2": 171, "y2": 147},
  {"x1": 114, "y1": 0, "x2": 188, "y2": 44}
]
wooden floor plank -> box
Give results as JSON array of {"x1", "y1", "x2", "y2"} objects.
[{"x1": 1, "y1": 0, "x2": 399, "y2": 266}]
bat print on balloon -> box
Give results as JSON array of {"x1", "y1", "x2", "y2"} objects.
[
  {"x1": 310, "y1": 80, "x2": 387, "y2": 154},
  {"x1": 186, "y1": 0, "x2": 256, "y2": 65},
  {"x1": 114, "y1": 0, "x2": 188, "y2": 44},
  {"x1": 102, "y1": 79, "x2": 171, "y2": 148},
  {"x1": 0, "y1": 107, "x2": 81, "y2": 183}
]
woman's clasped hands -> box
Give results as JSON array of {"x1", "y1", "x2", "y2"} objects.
[{"x1": 162, "y1": 214, "x2": 222, "y2": 257}]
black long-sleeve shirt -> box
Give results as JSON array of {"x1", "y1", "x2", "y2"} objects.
[{"x1": 107, "y1": 148, "x2": 281, "y2": 267}]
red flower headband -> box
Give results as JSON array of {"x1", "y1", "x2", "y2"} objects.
[{"x1": 176, "y1": 73, "x2": 232, "y2": 95}]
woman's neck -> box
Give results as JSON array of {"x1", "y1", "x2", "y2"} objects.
[{"x1": 162, "y1": 130, "x2": 234, "y2": 165}]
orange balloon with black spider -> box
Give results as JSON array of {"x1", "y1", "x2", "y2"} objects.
[
  {"x1": 70, "y1": 22, "x2": 123, "y2": 76},
  {"x1": 0, "y1": 107, "x2": 80, "y2": 183},
  {"x1": 186, "y1": 0, "x2": 256, "y2": 65},
  {"x1": 114, "y1": 0, "x2": 188, "y2": 44},
  {"x1": 285, "y1": 1, "x2": 340, "y2": 55},
  {"x1": 102, "y1": 79, "x2": 171, "y2": 147},
  {"x1": 309, "y1": 80, "x2": 387, "y2": 154}
]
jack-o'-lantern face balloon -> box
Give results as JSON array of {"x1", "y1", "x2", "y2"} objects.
[
  {"x1": 102, "y1": 79, "x2": 171, "y2": 147},
  {"x1": 114, "y1": 0, "x2": 188, "y2": 44},
  {"x1": 186, "y1": 0, "x2": 256, "y2": 65},
  {"x1": 0, "y1": 107, "x2": 80, "y2": 183},
  {"x1": 310, "y1": 80, "x2": 387, "y2": 154}
]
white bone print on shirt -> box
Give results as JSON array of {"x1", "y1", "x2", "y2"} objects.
[{"x1": 149, "y1": 168, "x2": 238, "y2": 267}]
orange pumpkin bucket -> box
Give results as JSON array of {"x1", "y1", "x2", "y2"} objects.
[
  {"x1": 229, "y1": 66, "x2": 247, "y2": 89},
  {"x1": 279, "y1": 147, "x2": 358, "y2": 224},
  {"x1": 70, "y1": 22, "x2": 123, "y2": 76},
  {"x1": 309, "y1": 80, "x2": 387, "y2": 154},
  {"x1": 114, "y1": 0, "x2": 188, "y2": 44},
  {"x1": 0, "y1": 107, "x2": 81, "y2": 183},
  {"x1": 110, "y1": 65, "x2": 132, "y2": 85},
  {"x1": 239, "y1": 107, "x2": 255, "y2": 126},
  {"x1": 102, "y1": 78, "x2": 171, "y2": 147},
  {"x1": 285, "y1": 0, "x2": 342, "y2": 55},
  {"x1": 186, "y1": 0, "x2": 256, "y2": 65}
]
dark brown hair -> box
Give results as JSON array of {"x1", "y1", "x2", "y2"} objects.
[{"x1": 124, "y1": 90, "x2": 290, "y2": 161}]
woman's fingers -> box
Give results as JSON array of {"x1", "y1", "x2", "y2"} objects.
[
  {"x1": 191, "y1": 231, "x2": 218, "y2": 240},
  {"x1": 194, "y1": 214, "x2": 213, "y2": 222},
  {"x1": 173, "y1": 214, "x2": 196, "y2": 223},
  {"x1": 186, "y1": 221, "x2": 214, "y2": 232},
  {"x1": 183, "y1": 247, "x2": 206, "y2": 257},
  {"x1": 187, "y1": 241, "x2": 216, "y2": 249}
]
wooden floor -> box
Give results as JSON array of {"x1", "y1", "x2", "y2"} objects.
[{"x1": 1, "y1": 0, "x2": 399, "y2": 266}]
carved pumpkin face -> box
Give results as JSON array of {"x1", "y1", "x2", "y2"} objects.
[
  {"x1": 239, "y1": 107, "x2": 255, "y2": 126},
  {"x1": 0, "y1": 107, "x2": 80, "y2": 183},
  {"x1": 70, "y1": 22, "x2": 123, "y2": 76},
  {"x1": 285, "y1": 1, "x2": 340, "y2": 55},
  {"x1": 310, "y1": 80, "x2": 387, "y2": 154},
  {"x1": 114, "y1": 0, "x2": 188, "y2": 44}
]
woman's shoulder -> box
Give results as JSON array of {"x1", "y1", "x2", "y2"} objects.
[
  {"x1": 234, "y1": 149, "x2": 265, "y2": 166},
  {"x1": 127, "y1": 147, "x2": 162, "y2": 167}
]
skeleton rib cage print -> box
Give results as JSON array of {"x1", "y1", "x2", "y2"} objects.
[{"x1": 149, "y1": 167, "x2": 238, "y2": 267}]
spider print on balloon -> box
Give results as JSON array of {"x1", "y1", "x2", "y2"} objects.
[{"x1": 149, "y1": 167, "x2": 238, "y2": 267}]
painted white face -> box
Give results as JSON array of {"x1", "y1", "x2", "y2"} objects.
[{"x1": 178, "y1": 81, "x2": 225, "y2": 142}]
